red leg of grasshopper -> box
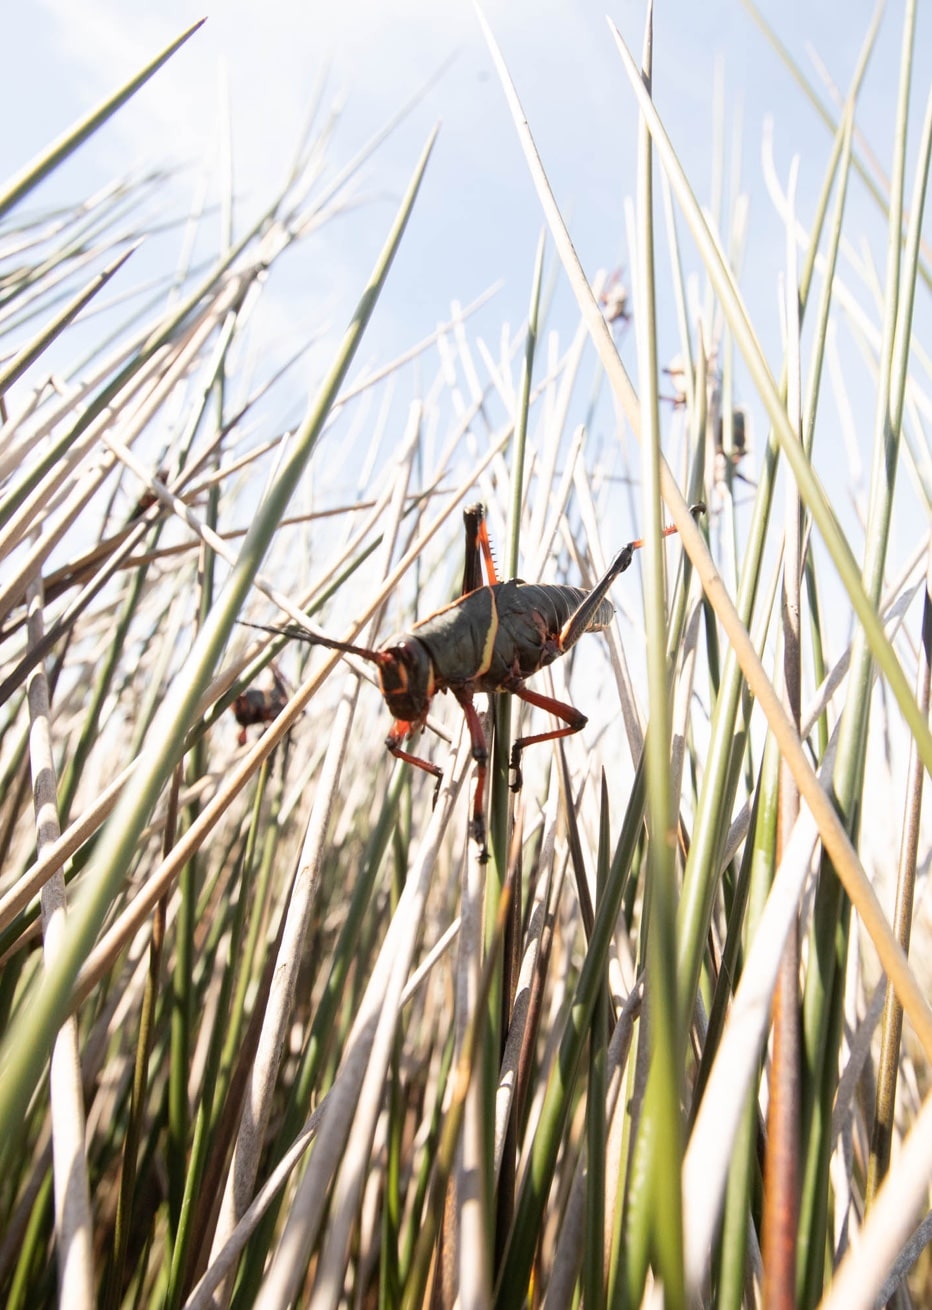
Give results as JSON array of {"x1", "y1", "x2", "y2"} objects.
[
  {"x1": 451, "y1": 687, "x2": 491, "y2": 861},
  {"x1": 557, "y1": 505, "x2": 705, "y2": 654},
  {"x1": 557, "y1": 541, "x2": 638, "y2": 653},
  {"x1": 461, "y1": 503, "x2": 500, "y2": 594},
  {"x1": 475, "y1": 513, "x2": 500, "y2": 586},
  {"x1": 507, "y1": 683, "x2": 588, "y2": 792},
  {"x1": 387, "y1": 700, "x2": 492, "y2": 861},
  {"x1": 507, "y1": 504, "x2": 706, "y2": 787},
  {"x1": 386, "y1": 721, "x2": 444, "y2": 807}
]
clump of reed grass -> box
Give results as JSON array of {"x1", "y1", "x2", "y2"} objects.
[{"x1": 0, "y1": 5, "x2": 930, "y2": 1307}]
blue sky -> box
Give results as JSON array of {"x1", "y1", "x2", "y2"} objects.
[
  {"x1": 8, "y1": 2, "x2": 927, "y2": 350},
  {"x1": 4, "y1": 1, "x2": 930, "y2": 550}
]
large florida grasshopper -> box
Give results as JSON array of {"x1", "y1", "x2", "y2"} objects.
[{"x1": 247, "y1": 502, "x2": 702, "y2": 858}]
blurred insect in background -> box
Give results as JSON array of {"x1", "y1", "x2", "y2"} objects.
[
  {"x1": 232, "y1": 663, "x2": 290, "y2": 747},
  {"x1": 598, "y1": 267, "x2": 631, "y2": 332},
  {"x1": 661, "y1": 355, "x2": 754, "y2": 506}
]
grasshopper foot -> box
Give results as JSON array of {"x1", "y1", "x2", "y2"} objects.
[
  {"x1": 509, "y1": 745, "x2": 524, "y2": 794},
  {"x1": 469, "y1": 815, "x2": 489, "y2": 863},
  {"x1": 431, "y1": 774, "x2": 443, "y2": 810}
]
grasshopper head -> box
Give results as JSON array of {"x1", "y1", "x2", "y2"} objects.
[{"x1": 376, "y1": 638, "x2": 435, "y2": 726}]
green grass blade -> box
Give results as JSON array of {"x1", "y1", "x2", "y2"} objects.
[
  {"x1": 0, "y1": 21, "x2": 205, "y2": 222},
  {"x1": 0, "y1": 244, "x2": 137, "y2": 395},
  {"x1": 631, "y1": 14, "x2": 685, "y2": 1303}
]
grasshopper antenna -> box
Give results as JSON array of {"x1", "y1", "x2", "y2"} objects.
[{"x1": 239, "y1": 620, "x2": 383, "y2": 665}]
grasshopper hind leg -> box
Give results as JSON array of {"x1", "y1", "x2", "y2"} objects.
[
  {"x1": 461, "y1": 503, "x2": 500, "y2": 595},
  {"x1": 505, "y1": 682, "x2": 588, "y2": 793}
]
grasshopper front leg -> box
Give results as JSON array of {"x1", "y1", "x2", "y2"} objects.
[
  {"x1": 387, "y1": 696, "x2": 492, "y2": 862},
  {"x1": 385, "y1": 721, "x2": 444, "y2": 806},
  {"x1": 451, "y1": 687, "x2": 491, "y2": 862}
]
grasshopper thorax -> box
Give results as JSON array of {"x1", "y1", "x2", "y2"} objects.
[{"x1": 375, "y1": 637, "x2": 435, "y2": 725}]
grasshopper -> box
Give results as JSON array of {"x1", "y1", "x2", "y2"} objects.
[
  {"x1": 232, "y1": 664, "x2": 289, "y2": 746},
  {"x1": 245, "y1": 502, "x2": 703, "y2": 859}
]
